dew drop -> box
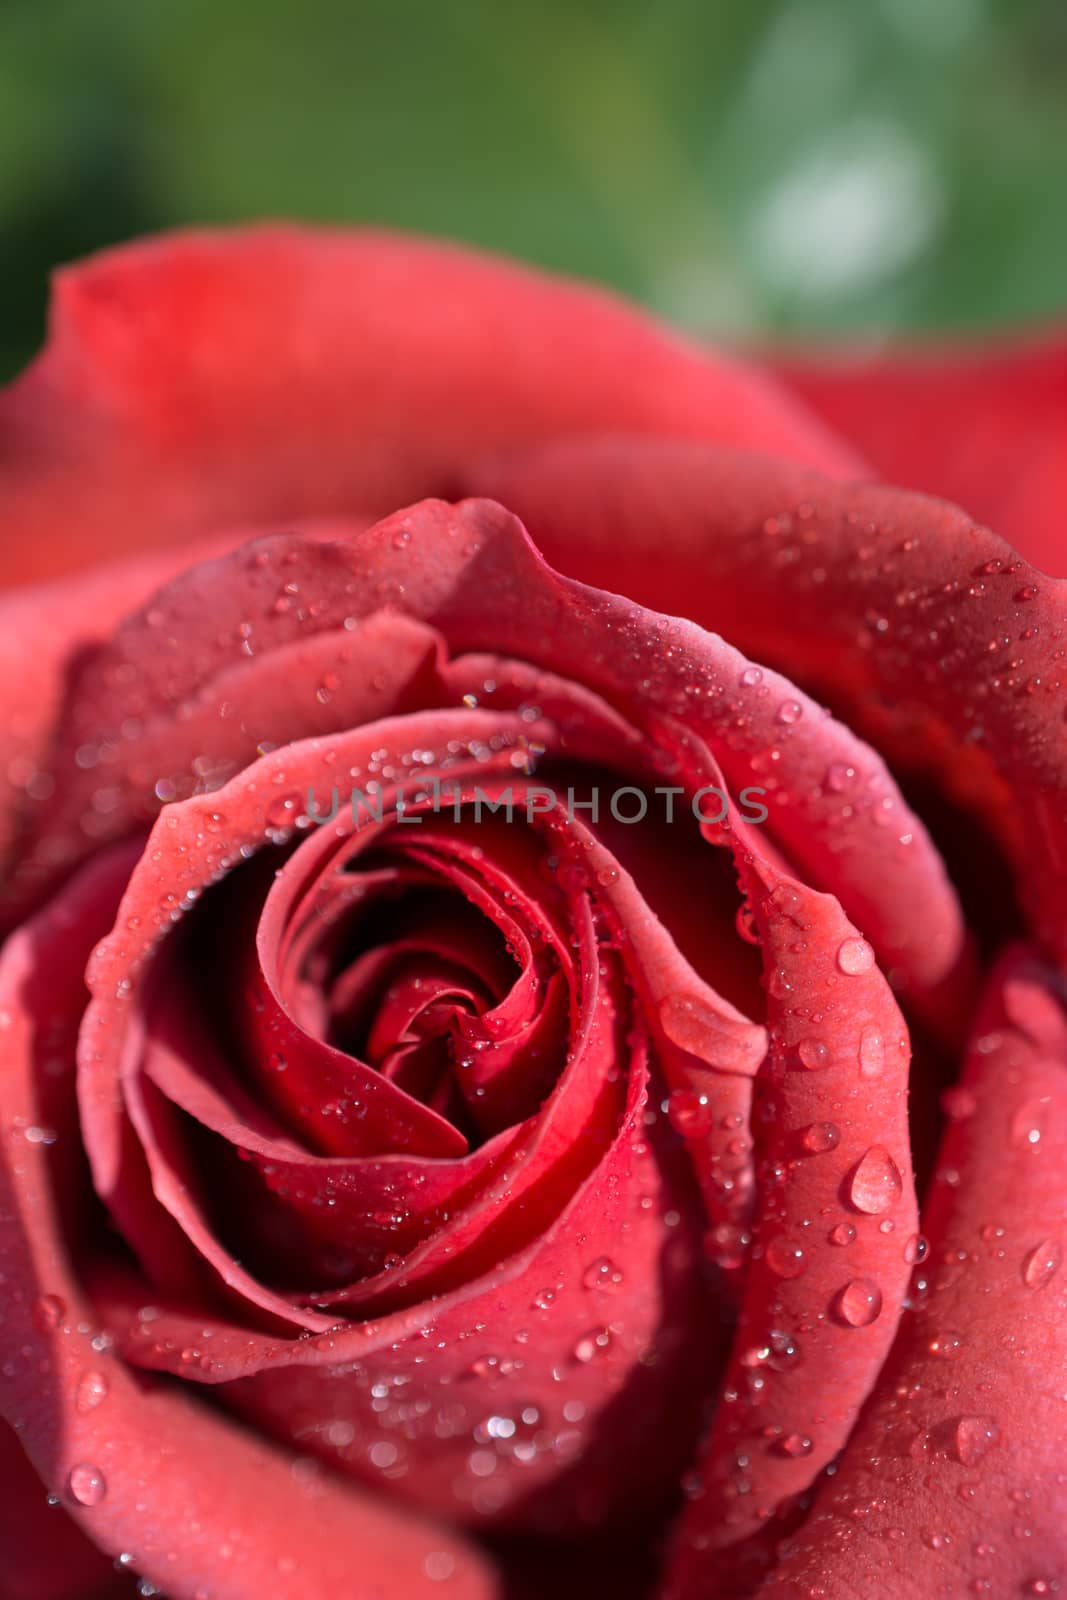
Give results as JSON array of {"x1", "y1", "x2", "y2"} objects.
[
  {"x1": 32, "y1": 1294, "x2": 65, "y2": 1332},
  {"x1": 666, "y1": 1088, "x2": 713, "y2": 1138},
  {"x1": 775, "y1": 1432, "x2": 814, "y2": 1458},
  {"x1": 582, "y1": 1257, "x2": 623, "y2": 1292},
  {"x1": 67, "y1": 1463, "x2": 107, "y2": 1506},
  {"x1": 847, "y1": 1145, "x2": 903, "y2": 1214},
  {"x1": 765, "y1": 1329, "x2": 802, "y2": 1371},
  {"x1": 765, "y1": 1238, "x2": 807, "y2": 1279},
  {"x1": 706, "y1": 1221, "x2": 748, "y2": 1273},
  {"x1": 832, "y1": 1278, "x2": 883, "y2": 1327},
  {"x1": 740, "y1": 667, "x2": 763, "y2": 688},
  {"x1": 797, "y1": 1038, "x2": 831, "y2": 1071},
  {"x1": 941, "y1": 1086, "x2": 977, "y2": 1120},
  {"x1": 1021, "y1": 1238, "x2": 1061, "y2": 1291},
  {"x1": 858, "y1": 1027, "x2": 885, "y2": 1078},
  {"x1": 572, "y1": 1328, "x2": 612, "y2": 1363},
  {"x1": 825, "y1": 763, "x2": 856, "y2": 793},
  {"x1": 776, "y1": 700, "x2": 802, "y2": 725},
  {"x1": 798, "y1": 1121, "x2": 841, "y2": 1154},
  {"x1": 903, "y1": 1233, "x2": 928, "y2": 1265},
  {"x1": 75, "y1": 1371, "x2": 109, "y2": 1414},
  {"x1": 265, "y1": 792, "x2": 303, "y2": 830},
  {"x1": 1010, "y1": 1098, "x2": 1049, "y2": 1149},
  {"x1": 954, "y1": 1416, "x2": 1000, "y2": 1466},
  {"x1": 928, "y1": 1330, "x2": 965, "y2": 1360},
  {"x1": 829, "y1": 1221, "x2": 856, "y2": 1247},
  {"x1": 836, "y1": 938, "x2": 875, "y2": 976}
]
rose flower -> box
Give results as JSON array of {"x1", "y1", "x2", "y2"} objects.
[{"x1": 0, "y1": 229, "x2": 1063, "y2": 1600}]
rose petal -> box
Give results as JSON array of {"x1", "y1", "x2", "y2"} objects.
[
  {"x1": 0, "y1": 227, "x2": 858, "y2": 587},
  {"x1": 0, "y1": 534, "x2": 243, "y2": 896},
  {"x1": 0, "y1": 851, "x2": 498, "y2": 1600},
  {"x1": 755, "y1": 950, "x2": 1067, "y2": 1599},
  {"x1": 0, "y1": 1421, "x2": 130, "y2": 1600},
  {"x1": 771, "y1": 333, "x2": 1067, "y2": 575},
  {"x1": 22, "y1": 501, "x2": 966, "y2": 1008},
  {"x1": 464, "y1": 439, "x2": 1064, "y2": 970},
  {"x1": 662, "y1": 855, "x2": 916, "y2": 1597},
  {"x1": 76, "y1": 715, "x2": 550, "y2": 1307},
  {"x1": 94, "y1": 1001, "x2": 716, "y2": 1535}
]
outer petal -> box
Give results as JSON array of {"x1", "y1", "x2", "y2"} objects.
[
  {"x1": 0, "y1": 848, "x2": 499, "y2": 1600},
  {"x1": 662, "y1": 854, "x2": 916, "y2": 1598},
  {"x1": 755, "y1": 951, "x2": 1067, "y2": 1599},
  {"x1": 770, "y1": 333, "x2": 1067, "y2": 576},
  {"x1": 0, "y1": 226, "x2": 858, "y2": 587},
  {"x1": 0, "y1": 1421, "x2": 130, "y2": 1600},
  {"x1": 464, "y1": 440, "x2": 1067, "y2": 969},
  {"x1": 0, "y1": 518, "x2": 366, "y2": 896},
  {"x1": 8, "y1": 501, "x2": 965, "y2": 1010}
]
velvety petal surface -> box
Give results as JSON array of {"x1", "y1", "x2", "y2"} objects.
[
  {"x1": 752, "y1": 951, "x2": 1067, "y2": 1599},
  {"x1": 0, "y1": 847, "x2": 500, "y2": 1600},
  {"x1": 771, "y1": 333, "x2": 1067, "y2": 575},
  {"x1": 464, "y1": 439, "x2": 1066, "y2": 970},
  {"x1": 0, "y1": 227, "x2": 858, "y2": 588}
]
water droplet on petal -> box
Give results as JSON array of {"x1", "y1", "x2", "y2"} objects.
[
  {"x1": 1022, "y1": 1238, "x2": 1061, "y2": 1290},
  {"x1": 1010, "y1": 1098, "x2": 1049, "y2": 1149},
  {"x1": 775, "y1": 1432, "x2": 813, "y2": 1458},
  {"x1": 765, "y1": 1329, "x2": 802, "y2": 1371},
  {"x1": 847, "y1": 1145, "x2": 903, "y2": 1214},
  {"x1": 903, "y1": 1234, "x2": 928, "y2": 1265},
  {"x1": 32, "y1": 1294, "x2": 65, "y2": 1332},
  {"x1": 776, "y1": 699, "x2": 803, "y2": 725},
  {"x1": 829, "y1": 1221, "x2": 856, "y2": 1247},
  {"x1": 706, "y1": 1221, "x2": 749, "y2": 1272},
  {"x1": 928, "y1": 1330, "x2": 965, "y2": 1360},
  {"x1": 265, "y1": 792, "x2": 304, "y2": 831},
  {"x1": 666, "y1": 1088, "x2": 713, "y2": 1138},
  {"x1": 837, "y1": 938, "x2": 875, "y2": 976},
  {"x1": 798, "y1": 1121, "x2": 840, "y2": 1154},
  {"x1": 765, "y1": 1238, "x2": 807, "y2": 1279},
  {"x1": 75, "y1": 1371, "x2": 109, "y2": 1413},
  {"x1": 67, "y1": 1463, "x2": 107, "y2": 1506},
  {"x1": 858, "y1": 1027, "x2": 885, "y2": 1077},
  {"x1": 740, "y1": 667, "x2": 763, "y2": 688},
  {"x1": 797, "y1": 1038, "x2": 830, "y2": 1071},
  {"x1": 825, "y1": 763, "x2": 856, "y2": 793},
  {"x1": 573, "y1": 1328, "x2": 612, "y2": 1363},
  {"x1": 954, "y1": 1416, "x2": 1000, "y2": 1466},
  {"x1": 941, "y1": 1086, "x2": 977, "y2": 1120},
  {"x1": 582, "y1": 1257, "x2": 623, "y2": 1292},
  {"x1": 833, "y1": 1278, "x2": 883, "y2": 1327}
]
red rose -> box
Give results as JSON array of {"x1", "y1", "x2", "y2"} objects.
[{"x1": 0, "y1": 228, "x2": 1064, "y2": 1600}]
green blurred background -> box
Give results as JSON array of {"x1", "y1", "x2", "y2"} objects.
[{"x1": 3, "y1": 0, "x2": 1067, "y2": 381}]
